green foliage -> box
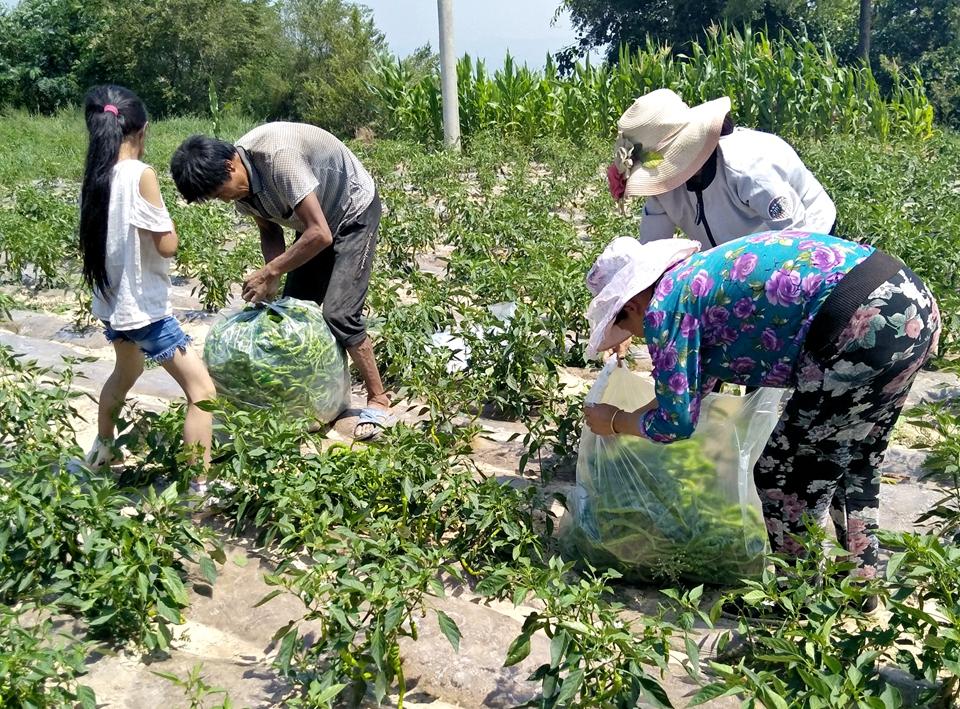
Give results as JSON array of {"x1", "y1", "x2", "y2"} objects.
[
  {"x1": 153, "y1": 663, "x2": 234, "y2": 709},
  {"x1": 705, "y1": 527, "x2": 897, "y2": 706},
  {"x1": 204, "y1": 405, "x2": 549, "y2": 704},
  {"x1": 493, "y1": 558, "x2": 683, "y2": 709},
  {"x1": 0, "y1": 1, "x2": 953, "y2": 138},
  {"x1": 906, "y1": 400, "x2": 960, "y2": 540},
  {"x1": 0, "y1": 184, "x2": 78, "y2": 288},
  {"x1": 269, "y1": 535, "x2": 446, "y2": 707},
  {"x1": 209, "y1": 407, "x2": 545, "y2": 564},
  {"x1": 0, "y1": 0, "x2": 388, "y2": 136},
  {"x1": 83, "y1": 0, "x2": 284, "y2": 118},
  {"x1": 557, "y1": 0, "x2": 859, "y2": 65},
  {"x1": 0, "y1": 347, "x2": 89, "y2": 448},
  {"x1": 355, "y1": 133, "x2": 612, "y2": 430},
  {"x1": 794, "y1": 131, "x2": 960, "y2": 360},
  {"x1": 281, "y1": 0, "x2": 389, "y2": 135},
  {"x1": 164, "y1": 195, "x2": 259, "y2": 312},
  {"x1": 114, "y1": 403, "x2": 190, "y2": 486},
  {"x1": 880, "y1": 531, "x2": 960, "y2": 702},
  {"x1": 0, "y1": 0, "x2": 94, "y2": 112},
  {"x1": 0, "y1": 346, "x2": 223, "y2": 652},
  {"x1": 0, "y1": 602, "x2": 97, "y2": 709},
  {"x1": 704, "y1": 522, "x2": 960, "y2": 707},
  {"x1": 372, "y1": 27, "x2": 935, "y2": 145},
  {"x1": 0, "y1": 292, "x2": 14, "y2": 320},
  {"x1": 873, "y1": 0, "x2": 960, "y2": 127}
]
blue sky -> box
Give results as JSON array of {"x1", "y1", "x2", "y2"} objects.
[{"x1": 360, "y1": 0, "x2": 597, "y2": 68}]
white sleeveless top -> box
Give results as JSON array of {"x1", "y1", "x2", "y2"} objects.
[{"x1": 91, "y1": 159, "x2": 175, "y2": 330}]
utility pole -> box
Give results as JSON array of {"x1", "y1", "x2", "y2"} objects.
[
  {"x1": 857, "y1": 0, "x2": 872, "y2": 65},
  {"x1": 437, "y1": 0, "x2": 461, "y2": 151}
]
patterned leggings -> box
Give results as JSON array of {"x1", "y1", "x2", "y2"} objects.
[{"x1": 754, "y1": 268, "x2": 941, "y2": 579}]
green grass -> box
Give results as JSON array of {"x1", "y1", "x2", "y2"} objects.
[{"x1": 0, "y1": 109, "x2": 254, "y2": 187}]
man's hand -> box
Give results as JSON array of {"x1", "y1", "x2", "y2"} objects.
[{"x1": 241, "y1": 266, "x2": 281, "y2": 303}]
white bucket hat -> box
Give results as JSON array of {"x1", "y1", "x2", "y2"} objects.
[
  {"x1": 585, "y1": 236, "x2": 700, "y2": 358},
  {"x1": 611, "y1": 89, "x2": 731, "y2": 198}
]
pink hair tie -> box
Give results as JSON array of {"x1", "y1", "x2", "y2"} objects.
[{"x1": 103, "y1": 104, "x2": 119, "y2": 116}]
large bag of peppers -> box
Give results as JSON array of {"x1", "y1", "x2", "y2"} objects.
[
  {"x1": 563, "y1": 359, "x2": 783, "y2": 586},
  {"x1": 203, "y1": 297, "x2": 349, "y2": 424}
]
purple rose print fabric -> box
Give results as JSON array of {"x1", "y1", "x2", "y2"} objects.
[
  {"x1": 638, "y1": 230, "x2": 873, "y2": 443},
  {"x1": 634, "y1": 229, "x2": 942, "y2": 577}
]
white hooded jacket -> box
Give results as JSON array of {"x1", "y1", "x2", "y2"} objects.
[{"x1": 639, "y1": 128, "x2": 836, "y2": 248}]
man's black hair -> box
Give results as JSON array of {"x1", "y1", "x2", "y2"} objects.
[{"x1": 170, "y1": 135, "x2": 237, "y2": 203}]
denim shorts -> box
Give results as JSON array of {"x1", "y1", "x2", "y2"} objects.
[{"x1": 103, "y1": 315, "x2": 192, "y2": 363}]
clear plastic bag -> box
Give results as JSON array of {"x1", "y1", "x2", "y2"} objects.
[
  {"x1": 563, "y1": 359, "x2": 783, "y2": 586},
  {"x1": 203, "y1": 297, "x2": 349, "y2": 423}
]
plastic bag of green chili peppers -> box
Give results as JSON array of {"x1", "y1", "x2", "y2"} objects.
[
  {"x1": 203, "y1": 297, "x2": 349, "y2": 424},
  {"x1": 563, "y1": 359, "x2": 783, "y2": 586}
]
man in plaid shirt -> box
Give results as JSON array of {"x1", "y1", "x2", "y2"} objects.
[{"x1": 171, "y1": 122, "x2": 392, "y2": 440}]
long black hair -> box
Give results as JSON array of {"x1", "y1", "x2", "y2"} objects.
[{"x1": 79, "y1": 85, "x2": 148, "y2": 293}]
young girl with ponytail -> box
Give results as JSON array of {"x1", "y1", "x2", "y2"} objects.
[{"x1": 79, "y1": 85, "x2": 216, "y2": 489}]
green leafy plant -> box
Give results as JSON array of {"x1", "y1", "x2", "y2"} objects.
[
  {"x1": 0, "y1": 601, "x2": 97, "y2": 709},
  {"x1": 267, "y1": 533, "x2": 450, "y2": 708},
  {"x1": 700, "y1": 522, "x2": 959, "y2": 708},
  {"x1": 154, "y1": 663, "x2": 234, "y2": 709},
  {"x1": 702, "y1": 538, "x2": 898, "y2": 707},
  {"x1": 0, "y1": 347, "x2": 223, "y2": 651},
  {"x1": 493, "y1": 557, "x2": 680, "y2": 708},
  {"x1": 880, "y1": 531, "x2": 960, "y2": 705},
  {"x1": 371, "y1": 28, "x2": 934, "y2": 146},
  {"x1": 519, "y1": 389, "x2": 585, "y2": 479},
  {"x1": 0, "y1": 183, "x2": 78, "y2": 288},
  {"x1": 905, "y1": 400, "x2": 960, "y2": 539}
]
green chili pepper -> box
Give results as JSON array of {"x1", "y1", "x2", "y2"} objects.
[
  {"x1": 204, "y1": 297, "x2": 350, "y2": 423},
  {"x1": 565, "y1": 436, "x2": 768, "y2": 586}
]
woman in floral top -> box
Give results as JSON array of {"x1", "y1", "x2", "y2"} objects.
[{"x1": 584, "y1": 230, "x2": 940, "y2": 598}]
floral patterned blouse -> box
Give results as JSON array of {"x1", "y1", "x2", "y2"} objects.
[{"x1": 640, "y1": 230, "x2": 874, "y2": 442}]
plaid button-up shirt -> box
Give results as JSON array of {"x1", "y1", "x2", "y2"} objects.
[{"x1": 235, "y1": 122, "x2": 375, "y2": 233}]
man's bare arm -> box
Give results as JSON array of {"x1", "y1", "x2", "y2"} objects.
[{"x1": 253, "y1": 214, "x2": 285, "y2": 264}]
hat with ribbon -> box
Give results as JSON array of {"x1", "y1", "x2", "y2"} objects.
[{"x1": 607, "y1": 89, "x2": 731, "y2": 199}]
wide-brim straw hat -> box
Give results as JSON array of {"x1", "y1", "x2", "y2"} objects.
[
  {"x1": 613, "y1": 89, "x2": 731, "y2": 198},
  {"x1": 585, "y1": 236, "x2": 701, "y2": 358}
]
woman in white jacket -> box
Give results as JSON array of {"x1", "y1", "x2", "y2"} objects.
[{"x1": 607, "y1": 89, "x2": 836, "y2": 249}]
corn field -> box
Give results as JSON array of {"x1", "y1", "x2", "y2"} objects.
[{"x1": 370, "y1": 26, "x2": 935, "y2": 144}]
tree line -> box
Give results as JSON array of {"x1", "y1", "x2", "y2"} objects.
[{"x1": 0, "y1": 0, "x2": 411, "y2": 134}]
